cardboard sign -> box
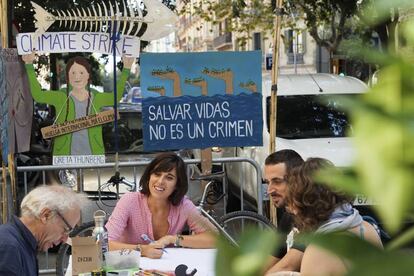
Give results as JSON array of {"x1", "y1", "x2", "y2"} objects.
[
  {"x1": 142, "y1": 93, "x2": 262, "y2": 151},
  {"x1": 41, "y1": 109, "x2": 119, "y2": 139},
  {"x1": 71, "y1": 236, "x2": 102, "y2": 275},
  {"x1": 16, "y1": 32, "x2": 141, "y2": 57},
  {"x1": 141, "y1": 51, "x2": 262, "y2": 97},
  {"x1": 140, "y1": 51, "x2": 263, "y2": 151}
]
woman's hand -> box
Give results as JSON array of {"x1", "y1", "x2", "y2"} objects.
[
  {"x1": 122, "y1": 56, "x2": 135, "y2": 69},
  {"x1": 21, "y1": 53, "x2": 36, "y2": 64},
  {"x1": 153, "y1": 235, "x2": 175, "y2": 248},
  {"x1": 140, "y1": 244, "x2": 164, "y2": 259}
]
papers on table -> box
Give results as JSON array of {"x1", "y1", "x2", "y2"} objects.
[
  {"x1": 66, "y1": 248, "x2": 216, "y2": 276},
  {"x1": 140, "y1": 248, "x2": 216, "y2": 276}
]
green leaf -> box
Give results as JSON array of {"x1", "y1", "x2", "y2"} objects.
[
  {"x1": 402, "y1": 20, "x2": 414, "y2": 46},
  {"x1": 387, "y1": 225, "x2": 414, "y2": 250},
  {"x1": 215, "y1": 229, "x2": 280, "y2": 276},
  {"x1": 298, "y1": 233, "x2": 414, "y2": 276},
  {"x1": 363, "y1": 0, "x2": 414, "y2": 26},
  {"x1": 351, "y1": 65, "x2": 414, "y2": 233},
  {"x1": 315, "y1": 167, "x2": 363, "y2": 196}
]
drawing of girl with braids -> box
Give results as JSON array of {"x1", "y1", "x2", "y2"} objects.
[{"x1": 22, "y1": 53, "x2": 134, "y2": 157}]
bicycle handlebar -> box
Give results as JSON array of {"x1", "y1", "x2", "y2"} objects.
[
  {"x1": 119, "y1": 178, "x2": 136, "y2": 191},
  {"x1": 190, "y1": 171, "x2": 226, "y2": 208},
  {"x1": 190, "y1": 171, "x2": 225, "y2": 181},
  {"x1": 102, "y1": 172, "x2": 136, "y2": 192}
]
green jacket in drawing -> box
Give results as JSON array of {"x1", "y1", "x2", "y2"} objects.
[{"x1": 25, "y1": 64, "x2": 130, "y2": 156}]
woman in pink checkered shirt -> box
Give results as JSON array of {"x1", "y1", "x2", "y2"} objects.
[{"x1": 106, "y1": 152, "x2": 216, "y2": 258}]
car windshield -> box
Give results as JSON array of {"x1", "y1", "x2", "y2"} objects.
[{"x1": 266, "y1": 94, "x2": 357, "y2": 139}]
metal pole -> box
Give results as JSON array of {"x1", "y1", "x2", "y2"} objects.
[
  {"x1": 294, "y1": 32, "x2": 298, "y2": 74},
  {"x1": 111, "y1": 21, "x2": 120, "y2": 175},
  {"x1": 1, "y1": 164, "x2": 6, "y2": 223}
]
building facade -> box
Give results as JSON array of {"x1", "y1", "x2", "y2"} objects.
[
  {"x1": 175, "y1": 0, "x2": 214, "y2": 52},
  {"x1": 175, "y1": 0, "x2": 330, "y2": 74},
  {"x1": 145, "y1": 32, "x2": 177, "y2": 53}
]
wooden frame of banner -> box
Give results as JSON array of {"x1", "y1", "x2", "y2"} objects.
[
  {"x1": 269, "y1": 0, "x2": 284, "y2": 226},
  {"x1": 0, "y1": 0, "x2": 8, "y2": 223},
  {"x1": 41, "y1": 109, "x2": 119, "y2": 139},
  {"x1": 0, "y1": 0, "x2": 8, "y2": 47}
]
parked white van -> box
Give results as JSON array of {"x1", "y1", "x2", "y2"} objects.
[{"x1": 221, "y1": 73, "x2": 368, "y2": 205}]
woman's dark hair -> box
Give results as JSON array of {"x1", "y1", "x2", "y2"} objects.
[
  {"x1": 140, "y1": 152, "x2": 188, "y2": 206},
  {"x1": 64, "y1": 56, "x2": 92, "y2": 121},
  {"x1": 286, "y1": 157, "x2": 351, "y2": 232}
]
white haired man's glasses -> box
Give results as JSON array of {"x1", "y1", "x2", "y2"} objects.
[{"x1": 55, "y1": 210, "x2": 74, "y2": 235}]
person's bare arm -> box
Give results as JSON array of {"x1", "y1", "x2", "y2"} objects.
[
  {"x1": 122, "y1": 56, "x2": 135, "y2": 70},
  {"x1": 108, "y1": 240, "x2": 163, "y2": 259},
  {"x1": 263, "y1": 255, "x2": 280, "y2": 273},
  {"x1": 300, "y1": 245, "x2": 346, "y2": 276},
  {"x1": 22, "y1": 53, "x2": 36, "y2": 64},
  {"x1": 265, "y1": 248, "x2": 303, "y2": 274},
  {"x1": 154, "y1": 231, "x2": 216, "y2": 249}
]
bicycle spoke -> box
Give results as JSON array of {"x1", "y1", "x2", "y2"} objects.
[{"x1": 220, "y1": 211, "x2": 275, "y2": 245}]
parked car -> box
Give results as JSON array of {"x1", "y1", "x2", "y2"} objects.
[{"x1": 212, "y1": 73, "x2": 368, "y2": 209}]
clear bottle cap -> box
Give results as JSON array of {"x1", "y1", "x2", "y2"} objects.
[{"x1": 94, "y1": 210, "x2": 106, "y2": 225}]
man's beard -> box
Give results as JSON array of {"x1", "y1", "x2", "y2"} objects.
[{"x1": 270, "y1": 192, "x2": 285, "y2": 208}]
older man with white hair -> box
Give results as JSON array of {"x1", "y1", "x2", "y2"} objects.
[{"x1": 0, "y1": 184, "x2": 87, "y2": 275}]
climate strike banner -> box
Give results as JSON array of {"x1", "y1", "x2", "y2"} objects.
[
  {"x1": 141, "y1": 50, "x2": 263, "y2": 151},
  {"x1": 142, "y1": 94, "x2": 262, "y2": 151},
  {"x1": 16, "y1": 32, "x2": 140, "y2": 57}
]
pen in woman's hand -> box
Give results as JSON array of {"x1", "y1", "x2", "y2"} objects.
[{"x1": 141, "y1": 234, "x2": 168, "y2": 254}]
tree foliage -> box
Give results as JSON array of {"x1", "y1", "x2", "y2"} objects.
[
  {"x1": 285, "y1": 0, "x2": 359, "y2": 54},
  {"x1": 182, "y1": 0, "x2": 397, "y2": 55},
  {"x1": 216, "y1": 1, "x2": 414, "y2": 275},
  {"x1": 188, "y1": 0, "x2": 275, "y2": 46},
  {"x1": 182, "y1": 0, "x2": 360, "y2": 52}
]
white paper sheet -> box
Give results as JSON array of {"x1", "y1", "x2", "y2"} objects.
[
  {"x1": 140, "y1": 248, "x2": 216, "y2": 276},
  {"x1": 66, "y1": 248, "x2": 216, "y2": 276}
]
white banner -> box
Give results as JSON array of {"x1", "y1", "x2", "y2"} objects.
[
  {"x1": 53, "y1": 155, "x2": 106, "y2": 165},
  {"x1": 16, "y1": 32, "x2": 140, "y2": 57}
]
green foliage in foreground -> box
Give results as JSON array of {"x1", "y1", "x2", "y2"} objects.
[
  {"x1": 320, "y1": 10, "x2": 414, "y2": 234},
  {"x1": 298, "y1": 232, "x2": 414, "y2": 276},
  {"x1": 215, "y1": 229, "x2": 280, "y2": 276},
  {"x1": 312, "y1": 0, "x2": 414, "y2": 232},
  {"x1": 216, "y1": 1, "x2": 414, "y2": 275},
  {"x1": 306, "y1": 2, "x2": 414, "y2": 274}
]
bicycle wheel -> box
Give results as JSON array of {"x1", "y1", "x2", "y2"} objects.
[
  {"x1": 56, "y1": 221, "x2": 98, "y2": 276},
  {"x1": 219, "y1": 211, "x2": 275, "y2": 244}
]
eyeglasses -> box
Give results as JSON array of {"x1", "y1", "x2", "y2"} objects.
[{"x1": 55, "y1": 210, "x2": 74, "y2": 235}]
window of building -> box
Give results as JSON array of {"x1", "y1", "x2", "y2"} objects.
[
  {"x1": 253, "y1": 32, "x2": 262, "y2": 50},
  {"x1": 285, "y1": 29, "x2": 305, "y2": 64},
  {"x1": 219, "y1": 22, "x2": 223, "y2": 36}
]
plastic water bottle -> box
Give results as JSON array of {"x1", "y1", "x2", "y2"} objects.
[{"x1": 92, "y1": 210, "x2": 108, "y2": 268}]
